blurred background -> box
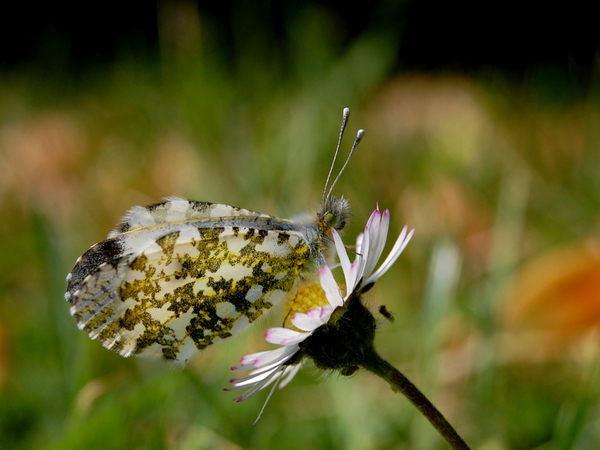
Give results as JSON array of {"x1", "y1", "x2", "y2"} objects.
[{"x1": 1, "y1": 1, "x2": 600, "y2": 449}]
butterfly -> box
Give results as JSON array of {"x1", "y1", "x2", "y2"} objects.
[{"x1": 65, "y1": 108, "x2": 364, "y2": 364}]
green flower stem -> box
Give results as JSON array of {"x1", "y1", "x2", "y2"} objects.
[
  {"x1": 302, "y1": 290, "x2": 470, "y2": 449},
  {"x1": 361, "y1": 350, "x2": 471, "y2": 450}
]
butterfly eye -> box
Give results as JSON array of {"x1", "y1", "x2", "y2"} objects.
[{"x1": 324, "y1": 212, "x2": 338, "y2": 229}]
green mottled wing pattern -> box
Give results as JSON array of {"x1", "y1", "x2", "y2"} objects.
[{"x1": 66, "y1": 198, "x2": 316, "y2": 363}]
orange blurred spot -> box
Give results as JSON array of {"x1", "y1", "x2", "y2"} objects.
[
  {"x1": 0, "y1": 112, "x2": 85, "y2": 222},
  {"x1": 502, "y1": 240, "x2": 600, "y2": 361}
]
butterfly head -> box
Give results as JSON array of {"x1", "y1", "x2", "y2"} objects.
[{"x1": 318, "y1": 195, "x2": 351, "y2": 234}]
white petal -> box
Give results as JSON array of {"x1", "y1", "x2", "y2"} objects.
[
  {"x1": 253, "y1": 368, "x2": 286, "y2": 424},
  {"x1": 347, "y1": 260, "x2": 360, "y2": 295},
  {"x1": 355, "y1": 232, "x2": 364, "y2": 254},
  {"x1": 318, "y1": 266, "x2": 344, "y2": 308},
  {"x1": 353, "y1": 228, "x2": 370, "y2": 288},
  {"x1": 232, "y1": 348, "x2": 296, "y2": 378},
  {"x1": 236, "y1": 345, "x2": 295, "y2": 369},
  {"x1": 265, "y1": 327, "x2": 308, "y2": 345},
  {"x1": 235, "y1": 367, "x2": 283, "y2": 402},
  {"x1": 307, "y1": 305, "x2": 333, "y2": 322},
  {"x1": 366, "y1": 205, "x2": 381, "y2": 227},
  {"x1": 332, "y1": 229, "x2": 352, "y2": 285},
  {"x1": 229, "y1": 367, "x2": 278, "y2": 388},
  {"x1": 279, "y1": 363, "x2": 302, "y2": 388},
  {"x1": 363, "y1": 208, "x2": 390, "y2": 280},
  {"x1": 291, "y1": 306, "x2": 332, "y2": 331},
  {"x1": 365, "y1": 226, "x2": 414, "y2": 286}
]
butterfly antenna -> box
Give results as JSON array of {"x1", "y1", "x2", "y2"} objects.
[
  {"x1": 325, "y1": 128, "x2": 364, "y2": 201},
  {"x1": 322, "y1": 107, "x2": 351, "y2": 203}
]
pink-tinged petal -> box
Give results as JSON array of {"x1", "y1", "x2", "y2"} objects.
[
  {"x1": 231, "y1": 363, "x2": 278, "y2": 380},
  {"x1": 332, "y1": 228, "x2": 351, "y2": 284},
  {"x1": 290, "y1": 311, "x2": 319, "y2": 331},
  {"x1": 363, "y1": 209, "x2": 390, "y2": 279},
  {"x1": 355, "y1": 232, "x2": 364, "y2": 254},
  {"x1": 353, "y1": 229, "x2": 370, "y2": 287},
  {"x1": 366, "y1": 207, "x2": 382, "y2": 230},
  {"x1": 249, "y1": 365, "x2": 285, "y2": 393},
  {"x1": 366, "y1": 226, "x2": 414, "y2": 286},
  {"x1": 291, "y1": 306, "x2": 332, "y2": 331},
  {"x1": 374, "y1": 210, "x2": 391, "y2": 261},
  {"x1": 232, "y1": 349, "x2": 295, "y2": 377},
  {"x1": 318, "y1": 266, "x2": 344, "y2": 308},
  {"x1": 265, "y1": 327, "x2": 308, "y2": 345},
  {"x1": 237, "y1": 348, "x2": 282, "y2": 366},
  {"x1": 236, "y1": 345, "x2": 296, "y2": 369},
  {"x1": 230, "y1": 352, "x2": 295, "y2": 386},
  {"x1": 307, "y1": 305, "x2": 333, "y2": 322}
]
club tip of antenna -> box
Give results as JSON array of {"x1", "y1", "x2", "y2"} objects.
[
  {"x1": 357, "y1": 129, "x2": 364, "y2": 139},
  {"x1": 343, "y1": 107, "x2": 350, "y2": 116}
]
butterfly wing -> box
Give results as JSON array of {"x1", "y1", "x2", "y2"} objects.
[
  {"x1": 108, "y1": 197, "x2": 273, "y2": 238},
  {"x1": 67, "y1": 197, "x2": 302, "y2": 302},
  {"x1": 67, "y1": 223, "x2": 311, "y2": 363}
]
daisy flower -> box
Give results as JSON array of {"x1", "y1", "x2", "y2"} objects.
[
  {"x1": 334, "y1": 205, "x2": 414, "y2": 295},
  {"x1": 227, "y1": 206, "x2": 414, "y2": 421}
]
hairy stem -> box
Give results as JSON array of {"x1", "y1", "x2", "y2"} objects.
[{"x1": 361, "y1": 350, "x2": 471, "y2": 450}]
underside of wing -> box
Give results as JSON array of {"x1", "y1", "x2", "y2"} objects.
[
  {"x1": 108, "y1": 197, "x2": 274, "y2": 238},
  {"x1": 67, "y1": 225, "x2": 311, "y2": 363}
]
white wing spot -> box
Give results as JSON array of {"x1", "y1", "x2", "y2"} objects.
[
  {"x1": 226, "y1": 232, "x2": 248, "y2": 253},
  {"x1": 192, "y1": 278, "x2": 213, "y2": 295},
  {"x1": 146, "y1": 305, "x2": 174, "y2": 322},
  {"x1": 257, "y1": 241, "x2": 290, "y2": 257},
  {"x1": 274, "y1": 272, "x2": 287, "y2": 280},
  {"x1": 132, "y1": 322, "x2": 146, "y2": 339},
  {"x1": 213, "y1": 264, "x2": 252, "y2": 279},
  {"x1": 216, "y1": 302, "x2": 237, "y2": 319},
  {"x1": 165, "y1": 199, "x2": 191, "y2": 221},
  {"x1": 245, "y1": 285, "x2": 263, "y2": 302}
]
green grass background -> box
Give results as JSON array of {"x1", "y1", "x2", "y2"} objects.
[{"x1": 2, "y1": 5, "x2": 600, "y2": 450}]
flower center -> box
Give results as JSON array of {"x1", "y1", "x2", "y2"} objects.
[{"x1": 283, "y1": 279, "x2": 337, "y2": 329}]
